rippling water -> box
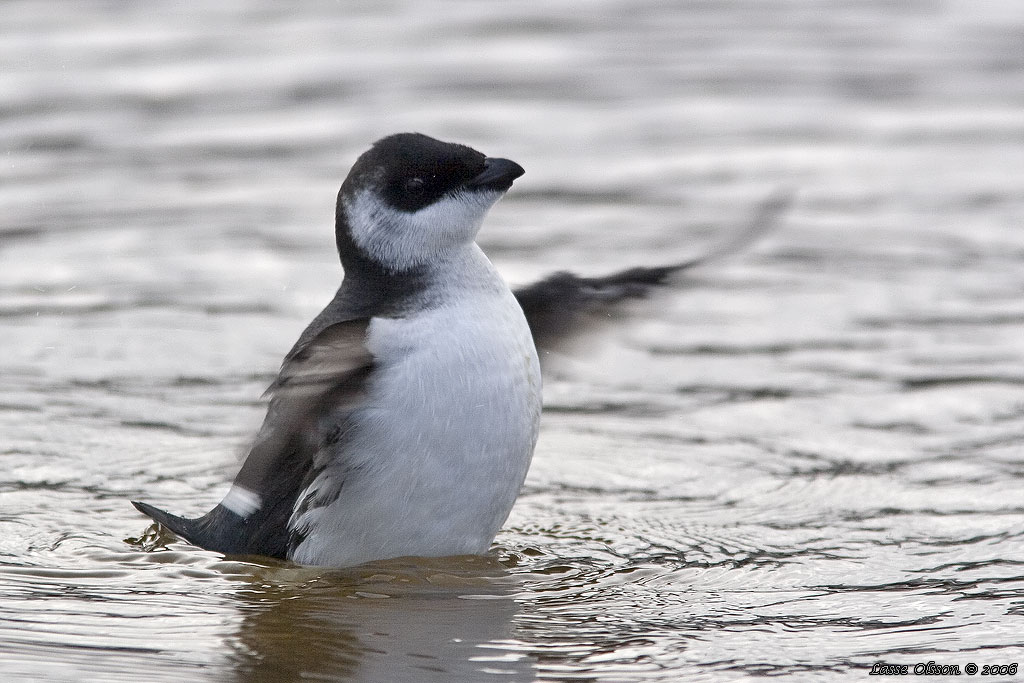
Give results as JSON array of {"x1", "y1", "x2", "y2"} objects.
[{"x1": 3, "y1": 1, "x2": 1024, "y2": 680}]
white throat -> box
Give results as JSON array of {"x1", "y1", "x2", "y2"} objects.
[{"x1": 344, "y1": 188, "x2": 503, "y2": 271}]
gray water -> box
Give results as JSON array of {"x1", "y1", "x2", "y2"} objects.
[{"x1": 2, "y1": 1, "x2": 1024, "y2": 681}]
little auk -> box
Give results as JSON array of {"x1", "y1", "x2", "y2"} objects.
[{"x1": 132, "y1": 132, "x2": 789, "y2": 567}]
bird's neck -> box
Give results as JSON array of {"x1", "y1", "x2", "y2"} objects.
[{"x1": 336, "y1": 243, "x2": 503, "y2": 317}]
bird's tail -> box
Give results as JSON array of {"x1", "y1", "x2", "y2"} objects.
[
  {"x1": 131, "y1": 500, "x2": 204, "y2": 545},
  {"x1": 131, "y1": 498, "x2": 290, "y2": 559}
]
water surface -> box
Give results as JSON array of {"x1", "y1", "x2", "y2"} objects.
[{"x1": 2, "y1": 1, "x2": 1024, "y2": 680}]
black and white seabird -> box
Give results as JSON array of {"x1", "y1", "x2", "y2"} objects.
[{"x1": 133, "y1": 133, "x2": 789, "y2": 567}]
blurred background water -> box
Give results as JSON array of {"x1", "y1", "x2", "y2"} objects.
[{"x1": 2, "y1": 1, "x2": 1024, "y2": 681}]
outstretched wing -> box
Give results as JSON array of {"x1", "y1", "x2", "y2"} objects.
[
  {"x1": 133, "y1": 318, "x2": 373, "y2": 559},
  {"x1": 514, "y1": 190, "x2": 791, "y2": 357}
]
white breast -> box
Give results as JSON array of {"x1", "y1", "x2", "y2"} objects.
[{"x1": 289, "y1": 246, "x2": 542, "y2": 567}]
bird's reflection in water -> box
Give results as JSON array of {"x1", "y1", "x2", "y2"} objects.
[{"x1": 225, "y1": 553, "x2": 532, "y2": 683}]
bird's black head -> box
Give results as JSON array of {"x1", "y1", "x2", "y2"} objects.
[{"x1": 335, "y1": 133, "x2": 525, "y2": 273}]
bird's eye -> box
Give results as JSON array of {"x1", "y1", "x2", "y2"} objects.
[{"x1": 405, "y1": 177, "x2": 425, "y2": 194}]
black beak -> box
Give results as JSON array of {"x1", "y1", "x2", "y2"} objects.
[{"x1": 466, "y1": 157, "x2": 525, "y2": 192}]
